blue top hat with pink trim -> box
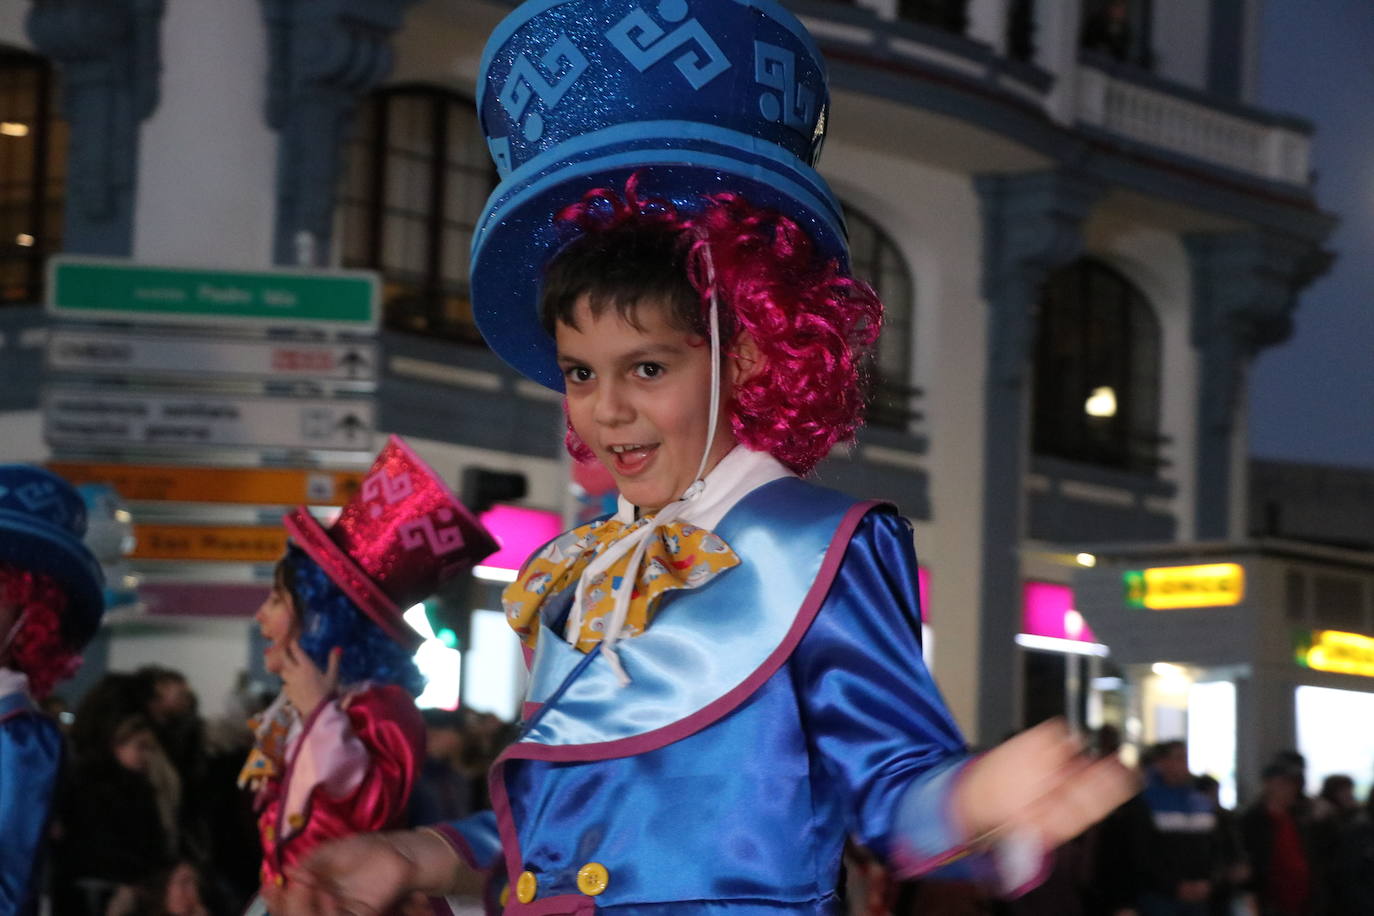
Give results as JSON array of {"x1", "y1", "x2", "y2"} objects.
[
  {"x1": 472, "y1": 0, "x2": 846, "y2": 390},
  {"x1": 0, "y1": 465, "x2": 105, "y2": 650}
]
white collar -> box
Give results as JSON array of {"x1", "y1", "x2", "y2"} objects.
[
  {"x1": 0, "y1": 667, "x2": 32, "y2": 702},
  {"x1": 612, "y1": 445, "x2": 796, "y2": 530}
]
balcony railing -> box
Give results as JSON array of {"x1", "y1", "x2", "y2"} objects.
[{"x1": 1077, "y1": 54, "x2": 1312, "y2": 187}]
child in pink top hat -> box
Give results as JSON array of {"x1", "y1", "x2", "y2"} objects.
[{"x1": 241, "y1": 435, "x2": 497, "y2": 904}]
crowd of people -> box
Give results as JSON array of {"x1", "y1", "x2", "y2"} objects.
[
  {"x1": 863, "y1": 731, "x2": 1374, "y2": 916},
  {"x1": 32, "y1": 667, "x2": 516, "y2": 916}
]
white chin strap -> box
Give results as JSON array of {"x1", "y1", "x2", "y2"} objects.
[
  {"x1": 564, "y1": 240, "x2": 724, "y2": 686},
  {"x1": 0, "y1": 609, "x2": 31, "y2": 662}
]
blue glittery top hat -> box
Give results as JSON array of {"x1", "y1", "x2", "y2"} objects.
[
  {"x1": 0, "y1": 466, "x2": 105, "y2": 650},
  {"x1": 472, "y1": 0, "x2": 845, "y2": 390}
]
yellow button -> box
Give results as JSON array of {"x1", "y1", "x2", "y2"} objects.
[
  {"x1": 287, "y1": 813, "x2": 304, "y2": 829},
  {"x1": 274, "y1": 874, "x2": 285, "y2": 887},
  {"x1": 499, "y1": 885, "x2": 511, "y2": 908},
  {"x1": 577, "y1": 862, "x2": 610, "y2": 896},
  {"x1": 516, "y1": 870, "x2": 538, "y2": 904},
  {"x1": 263, "y1": 826, "x2": 275, "y2": 843}
]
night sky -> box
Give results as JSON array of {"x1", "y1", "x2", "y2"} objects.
[{"x1": 1250, "y1": 0, "x2": 1374, "y2": 469}]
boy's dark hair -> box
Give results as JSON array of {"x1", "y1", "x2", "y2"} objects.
[{"x1": 539, "y1": 220, "x2": 703, "y2": 337}]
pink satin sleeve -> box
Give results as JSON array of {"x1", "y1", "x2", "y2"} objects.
[{"x1": 258, "y1": 684, "x2": 425, "y2": 891}]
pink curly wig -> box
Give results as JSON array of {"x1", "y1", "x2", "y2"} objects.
[
  {"x1": 547, "y1": 176, "x2": 882, "y2": 476},
  {"x1": 0, "y1": 563, "x2": 82, "y2": 700}
]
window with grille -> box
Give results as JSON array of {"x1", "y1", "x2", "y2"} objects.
[
  {"x1": 1032, "y1": 258, "x2": 1162, "y2": 473},
  {"x1": 338, "y1": 85, "x2": 497, "y2": 344},
  {"x1": 0, "y1": 48, "x2": 65, "y2": 306},
  {"x1": 842, "y1": 204, "x2": 917, "y2": 431}
]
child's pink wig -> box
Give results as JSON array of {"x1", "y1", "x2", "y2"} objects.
[{"x1": 552, "y1": 176, "x2": 883, "y2": 475}]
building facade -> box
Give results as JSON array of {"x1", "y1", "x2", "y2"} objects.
[{"x1": 0, "y1": 0, "x2": 1335, "y2": 745}]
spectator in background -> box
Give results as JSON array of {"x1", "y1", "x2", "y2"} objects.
[
  {"x1": 1310, "y1": 774, "x2": 1373, "y2": 916},
  {"x1": 1135, "y1": 740, "x2": 1219, "y2": 916},
  {"x1": 55, "y1": 691, "x2": 171, "y2": 916},
  {"x1": 1241, "y1": 763, "x2": 1313, "y2": 916},
  {"x1": 409, "y1": 708, "x2": 475, "y2": 825},
  {"x1": 1194, "y1": 774, "x2": 1252, "y2": 916},
  {"x1": 135, "y1": 667, "x2": 209, "y2": 866}
]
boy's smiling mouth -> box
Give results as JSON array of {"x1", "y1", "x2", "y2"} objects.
[{"x1": 607, "y1": 442, "x2": 658, "y2": 475}]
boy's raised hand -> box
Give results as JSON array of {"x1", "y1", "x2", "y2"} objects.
[{"x1": 953, "y1": 718, "x2": 1138, "y2": 851}]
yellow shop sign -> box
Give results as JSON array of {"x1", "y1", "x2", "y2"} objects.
[
  {"x1": 1296, "y1": 630, "x2": 1374, "y2": 678},
  {"x1": 1124, "y1": 563, "x2": 1244, "y2": 610}
]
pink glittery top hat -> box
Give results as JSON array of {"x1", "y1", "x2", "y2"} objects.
[{"x1": 282, "y1": 436, "x2": 499, "y2": 650}]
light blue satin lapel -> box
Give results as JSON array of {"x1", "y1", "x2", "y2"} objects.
[{"x1": 519, "y1": 478, "x2": 857, "y2": 748}]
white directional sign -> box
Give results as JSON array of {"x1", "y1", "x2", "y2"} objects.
[
  {"x1": 44, "y1": 389, "x2": 375, "y2": 451},
  {"x1": 48, "y1": 329, "x2": 377, "y2": 382}
]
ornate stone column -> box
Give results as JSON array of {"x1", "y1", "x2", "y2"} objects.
[
  {"x1": 973, "y1": 169, "x2": 1102, "y2": 743},
  {"x1": 27, "y1": 0, "x2": 165, "y2": 256},
  {"x1": 1183, "y1": 231, "x2": 1330, "y2": 540},
  {"x1": 261, "y1": 0, "x2": 416, "y2": 267}
]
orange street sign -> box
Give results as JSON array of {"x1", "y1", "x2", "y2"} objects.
[
  {"x1": 130, "y1": 524, "x2": 288, "y2": 563},
  {"x1": 49, "y1": 462, "x2": 363, "y2": 506}
]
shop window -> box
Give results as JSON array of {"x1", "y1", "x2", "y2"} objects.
[
  {"x1": 1031, "y1": 258, "x2": 1162, "y2": 474},
  {"x1": 338, "y1": 85, "x2": 497, "y2": 344},
  {"x1": 842, "y1": 204, "x2": 917, "y2": 431},
  {"x1": 0, "y1": 48, "x2": 66, "y2": 306},
  {"x1": 1079, "y1": 0, "x2": 1155, "y2": 69}
]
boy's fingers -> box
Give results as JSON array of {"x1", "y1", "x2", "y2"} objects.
[{"x1": 1024, "y1": 756, "x2": 1139, "y2": 847}]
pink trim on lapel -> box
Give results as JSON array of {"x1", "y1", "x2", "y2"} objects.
[{"x1": 496, "y1": 499, "x2": 884, "y2": 766}]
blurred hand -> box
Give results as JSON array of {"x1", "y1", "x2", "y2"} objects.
[
  {"x1": 953, "y1": 719, "x2": 1139, "y2": 850},
  {"x1": 280, "y1": 832, "x2": 417, "y2": 914},
  {"x1": 280, "y1": 641, "x2": 340, "y2": 718}
]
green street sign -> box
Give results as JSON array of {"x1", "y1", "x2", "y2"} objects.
[{"x1": 47, "y1": 257, "x2": 379, "y2": 330}]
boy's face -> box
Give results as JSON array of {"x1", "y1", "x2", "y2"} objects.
[
  {"x1": 255, "y1": 567, "x2": 299, "y2": 675},
  {"x1": 556, "y1": 295, "x2": 738, "y2": 512}
]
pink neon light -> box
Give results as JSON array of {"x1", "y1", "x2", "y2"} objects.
[
  {"x1": 478, "y1": 505, "x2": 564, "y2": 572},
  {"x1": 1021, "y1": 581, "x2": 1097, "y2": 643}
]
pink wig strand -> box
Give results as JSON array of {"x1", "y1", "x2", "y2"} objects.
[{"x1": 553, "y1": 176, "x2": 882, "y2": 476}]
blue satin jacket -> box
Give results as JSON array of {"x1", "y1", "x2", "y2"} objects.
[
  {"x1": 441, "y1": 479, "x2": 976, "y2": 913},
  {"x1": 0, "y1": 688, "x2": 62, "y2": 914}
]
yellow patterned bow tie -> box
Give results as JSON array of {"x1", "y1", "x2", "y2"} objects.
[{"x1": 502, "y1": 515, "x2": 739, "y2": 653}]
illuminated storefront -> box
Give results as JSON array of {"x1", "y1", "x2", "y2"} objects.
[{"x1": 1074, "y1": 542, "x2": 1374, "y2": 803}]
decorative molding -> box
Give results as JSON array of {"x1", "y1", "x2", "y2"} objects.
[
  {"x1": 974, "y1": 169, "x2": 1103, "y2": 387},
  {"x1": 26, "y1": 0, "x2": 165, "y2": 256},
  {"x1": 1184, "y1": 231, "x2": 1332, "y2": 432},
  {"x1": 1184, "y1": 230, "x2": 1331, "y2": 539},
  {"x1": 260, "y1": 0, "x2": 417, "y2": 266}
]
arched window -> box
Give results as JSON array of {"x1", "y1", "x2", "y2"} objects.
[
  {"x1": 843, "y1": 203, "x2": 916, "y2": 430},
  {"x1": 1032, "y1": 258, "x2": 1161, "y2": 473},
  {"x1": 338, "y1": 85, "x2": 497, "y2": 344},
  {"x1": 0, "y1": 48, "x2": 66, "y2": 306}
]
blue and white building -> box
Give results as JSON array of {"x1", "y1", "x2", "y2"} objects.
[{"x1": 0, "y1": 0, "x2": 1337, "y2": 759}]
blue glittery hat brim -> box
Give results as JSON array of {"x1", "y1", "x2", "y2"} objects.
[
  {"x1": 471, "y1": 133, "x2": 848, "y2": 390},
  {"x1": 0, "y1": 508, "x2": 106, "y2": 650}
]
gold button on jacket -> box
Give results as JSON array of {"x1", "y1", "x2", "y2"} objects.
[
  {"x1": 577, "y1": 862, "x2": 610, "y2": 896},
  {"x1": 516, "y1": 869, "x2": 538, "y2": 904}
]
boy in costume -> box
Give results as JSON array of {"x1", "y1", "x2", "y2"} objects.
[
  {"x1": 242, "y1": 435, "x2": 496, "y2": 904},
  {"x1": 0, "y1": 465, "x2": 106, "y2": 912},
  {"x1": 283, "y1": 1, "x2": 1136, "y2": 912}
]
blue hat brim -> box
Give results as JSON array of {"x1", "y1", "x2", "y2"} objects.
[
  {"x1": 0, "y1": 509, "x2": 105, "y2": 650},
  {"x1": 471, "y1": 126, "x2": 848, "y2": 391}
]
